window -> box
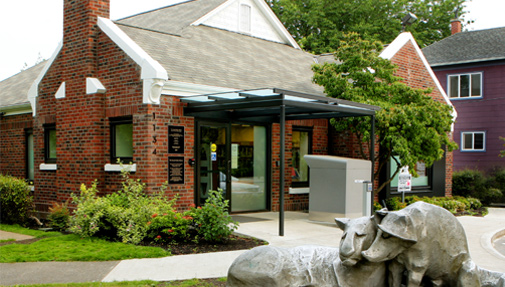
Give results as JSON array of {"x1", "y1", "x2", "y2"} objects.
[
  {"x1": 44, "y1": 124, "x2": 56, "y2": 163},
  {"x1": 291, "y1": 127, "x2": 312, "y2": 187},
  {"x1": 26, "y1": 129, "x2": 34, "y2": 182},
  {"x1": 390, "y1": 156, "x2": 431, "y2": 190},
  {"x1": 461, "y1": 131, "x2": 485, "y2": 151},
  {"x1": 448, "y1": 73, "x2": 482, "y2": 98},
  {"x1": 111, "y1": 117, "x2": 133, "y2": 162},
  {"x1": 239, "y1": 4, "x2": 251, "y2": 33}
]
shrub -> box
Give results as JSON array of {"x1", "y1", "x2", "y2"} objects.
[
  {"x1": 453, "y1": 169, "x2": 504, "y2": 205},
  {"x1": 384, "y1": 196, "x2": 407, "y2": 211},
  {"x1": 48, "y1": 201, "x2": 70, "y2": 231},
  {"x1": 145, "y1": 210, "x2": 195, "y2": 244},
  {"x1": 193, "y1": 189, "x2": 238, "y2": 243},
  {"x1": 0, "y1": 174, "x2": 33, "y2": 225},
  {"x1": 69, "y1": 170, "x2": 177, "y2": 244}
]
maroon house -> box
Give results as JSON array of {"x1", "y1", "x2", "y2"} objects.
[{"x1": 423, "y1": 23, "x2": 505, "y2": 173}]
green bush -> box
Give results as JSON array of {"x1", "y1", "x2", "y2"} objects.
[
  {"x1": 386, "y1": 195, "x2": 487, "y2": 216},
  {"x1": 0, "y1": 175, "x2": 33, "y2": 225},
  {"x1": 48, "y1": 201, "x2": 70, "y2": 231},
  {"x1": 384, "y1": 196, "x2": 407, "y2": 211},
  {"x1": 145, "y1": 209, "x2": 195, "y2": 244},
  {"x1": 69, "y1": 171, "x2": 177, "y2": 244},
  {"x1": 193, "y1": 189, "x2": 238, "y2": 243},
  {"x1": 452, "y1": 169, "x2": 504, "y2": 205}
]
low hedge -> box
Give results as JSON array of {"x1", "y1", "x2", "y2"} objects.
[{"x1": 383, "y1": 195, "x2": 487, "y2": 216}]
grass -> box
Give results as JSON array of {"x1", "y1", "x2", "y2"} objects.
[
  {"x1": 0, "y1": 224, "x2": 61, "y2": 238},
  {"x1": 0, "y1": 225, "x2": 171, "y2": 263},
  {"x1": 3, "y1": 278, "x2": 227, "y2": 287}
]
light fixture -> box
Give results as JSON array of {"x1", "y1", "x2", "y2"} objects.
[{"x1": 401, "y1": 12, "x2": 418, "y2": 31}]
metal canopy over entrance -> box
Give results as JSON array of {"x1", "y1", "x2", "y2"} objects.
[
  {"x1": 182, "y1": 88, "x2": 380, "y2": 236},
  {"x1": 182, "y1": 88, "x2": 379, "y2": 123}
]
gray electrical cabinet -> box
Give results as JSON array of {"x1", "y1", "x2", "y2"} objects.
[{"x1": 304, "y1": 155, "x2": 371, "y2": 223}]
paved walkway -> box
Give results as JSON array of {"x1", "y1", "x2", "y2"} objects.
[{"x1": 0, "y1": 208, "x2": 504, "y2": 285}]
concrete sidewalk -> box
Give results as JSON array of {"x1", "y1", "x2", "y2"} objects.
[{"x1": 0, "y1": 208, "x2": 504, "y2": 285}]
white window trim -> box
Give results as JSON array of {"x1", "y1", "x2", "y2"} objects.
[
  {"x1": 448, "y1": 72, "x2": 483, "y2": 99},
  {"x1": 40, "y1": 164, "x2": 57, "y2": 171},
  {"x1": 461, "y1": 131, "x2": 486, "y2": 152},
  {"x1": 104, "y1": 163, "x2": 137, "y2": 172},
  {"x1": 289, "y1": 187, "x2": 310, "y2": 194}
]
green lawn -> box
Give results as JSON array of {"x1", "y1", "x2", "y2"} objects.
[{"x1": 0, "y1": 224, "x2": 170, "y2": 263}]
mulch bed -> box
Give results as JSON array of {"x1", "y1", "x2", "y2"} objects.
[{"x1": 140, "y1": 234, "x2": 267, "y2": 255}]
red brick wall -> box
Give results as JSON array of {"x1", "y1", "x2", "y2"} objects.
[
  {"x1": 270, "y1": 119, "x2": 328, "y2": 211},
  {"x1": 0, "y1": 113, "x2": 33, "y2": 179},
  {"x1": 389, "y1": 40, "x2": 454, "y2": 196},
  {"x1": 32, "y1": 0, "x2": 197, "y2": 213}
]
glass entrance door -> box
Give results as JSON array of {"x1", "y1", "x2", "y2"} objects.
[
  {"x1": 196, "y1": 122, "x2": 268, "y2": 212},
  {"x1": 196, "y1": 122, "x2": 230, "y2": 207},
  {"x1": 230, "y1": 124, "x2": 267, "y2": 212}
]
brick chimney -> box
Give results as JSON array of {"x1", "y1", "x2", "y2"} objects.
[
  {"x1": 63, "y1": 0, "x2": 110, "y2": 77},
  {"x1": 451, "y1": 19, "x2": 462, "y2": 35}
]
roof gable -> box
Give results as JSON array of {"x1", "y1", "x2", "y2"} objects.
[
  {"x1": 380, "y1": 32, "x2": 457, "y2": 126},
  {"x1": 192, "y1": 0, "x2": 300, "y2": 48},
  {"x1": 422, "y1": 27, "x2": 505, "y2": 66},
  {"x1": 117, "y1": 0, "x2": 299, "y2": 48}
]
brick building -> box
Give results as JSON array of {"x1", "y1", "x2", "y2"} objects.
[{"x1": 0, "y1": 0, "x2": 453, "y2": 216}]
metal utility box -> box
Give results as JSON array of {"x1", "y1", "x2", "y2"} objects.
[{"x1": 304, "y1": 155, "x2": 371, "y2": 223}]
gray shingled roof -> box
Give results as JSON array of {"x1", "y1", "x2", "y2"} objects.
[
  {"x1": 422, "y1": 27, "x2": 505, "y2": 67},
  {"x1": 1, "y1": 0, "x2": 324, "y2": 109},
  {"x1": 119, "y1": 24, "x2": 323, "y2": 95},
  {"x1": 0, "y1": 62, "x2": 45, "y2": 109},
  {"x1": 117, "y1": 0, "x2": 227, "y2": 36}
]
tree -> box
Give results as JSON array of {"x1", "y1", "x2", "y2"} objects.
[
  {"x1": 268, "y1": 0, "x2": 467, "y2": 54},
  {"x1": 312, "y1": 33, "x2": 457, "y2": 195}
]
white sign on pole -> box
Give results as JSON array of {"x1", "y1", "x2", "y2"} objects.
[{"x1": 398, "y1": 166, "x2": 412, "y2": 192}]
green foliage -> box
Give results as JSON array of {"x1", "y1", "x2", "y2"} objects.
[
  {"x1": 312, "y1": 33, "x2": 457, "y2": 195},
  {"x1": 70, "y1": 168, "x2": 239, "y2": 245},
  {"x1": 48, "y1": 201, "x2": 70, "y2": 231},
  {"x1": 373, "y1": 201, "x2": 383, "y2": 211},
  {"x1": 69, "y1": 170, "x2": 177, "y2": 244},
  {"x1": 384, "y1": 197, "x2": 407, "y2": 211},
  {"x1": 452, "y1": 169, "x2": 504, "y2": 205},
  {"x1": 268, "y1": 0, "x2": 466, "y2": 53},
  {"x1": 193, "y1": 190, "x2": 238, "y2": 243},
  {"x1": 0, "y1": 174, "x2": 34, "y2": 225},
  {"x1": 145, "y1": 209, "x2": 195, "y2": 244},
  {"x1": 385, "y1": 195, "x2": 487, "y2": 216}
]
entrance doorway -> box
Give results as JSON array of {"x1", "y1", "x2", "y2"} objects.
[{"x1": 196, "y1": 121, "x2": 268, "y2": 212}]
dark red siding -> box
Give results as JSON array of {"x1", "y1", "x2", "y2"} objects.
[{"x1": 433, "y1": 61, "x2": 505, "y2": 173}]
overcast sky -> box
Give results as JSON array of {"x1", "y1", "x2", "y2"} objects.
[{"x1": 1, "y1": 0, "x2": 504, "y2": 81}]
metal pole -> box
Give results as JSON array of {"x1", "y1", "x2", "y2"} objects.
[
  {"x1": 370, "y1": 115, "x2": 375, "y2": 215},
  {"x1": 279, "y1": 104, "x2": 285, "y2": 236}
]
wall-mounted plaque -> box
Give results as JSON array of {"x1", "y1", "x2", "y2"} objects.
[
  {"x1": 169, "y1": 126, "x2": 184, "y2": 154},
  {"x1": 168, "y1": 157, "x2": 184, "y2": 184}
]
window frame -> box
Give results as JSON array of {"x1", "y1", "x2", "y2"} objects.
[
  {"x1": 44, "y1": 124, "x2": 56, "y2": 164},
  {"x1": 447, "y1": 72, "x2": 483, "y2": 99},
  {"x1": 239, "y1": 3, "x2": 252, "y2": 34},
  {"x1": 291, "y1": 126, "x2": 313, "y2": 188},
  {"x1": 25, "y1": 128, "x2": 34, "y2": 183},
  {"x1": 389, "y1": 156, "x2": 433, "y2": 193},
  {"x1": 461, "y1": 131, "x2": 486, "y2": 152},
  {"x1": 110, "y1": 117, "x2": 134, "y2": 163}
]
